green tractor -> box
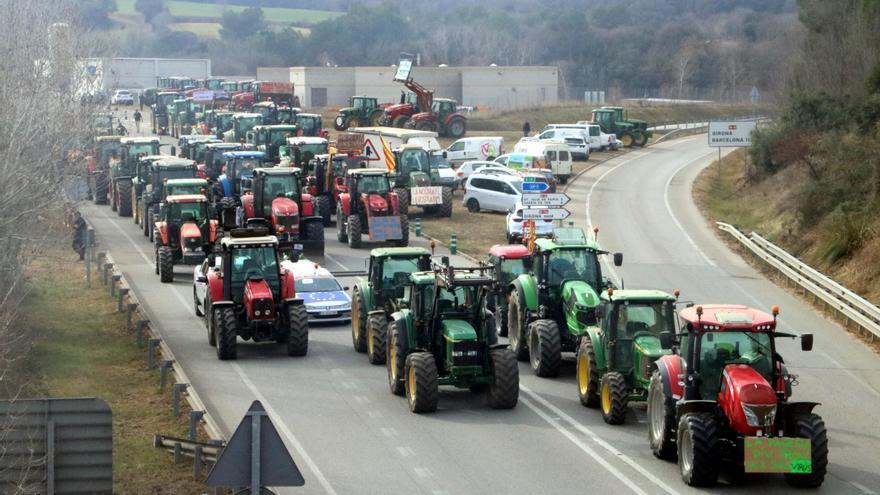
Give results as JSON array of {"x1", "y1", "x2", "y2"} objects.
[
  {"x1": 248, "y1": 124, "x2": 298, "y2": 162},
  {"x1": 591, "y1": 107, "x2": 650, "y2": 148},
  {"x1": 110, "y1": 137, "x2": 161, "y2": 217},
  {"x1": 576, "y1": 289, "x2": 678, "y2": 424},
  {"x1": 507, "y1": 237, "x2": 623, "y2": 377},
  {"x1": 351, "y1": 247, "x2": 432, "y2": 365},
  {"x1": 152, "y1": 91, "x2": 182, "y2": 134},
  {"x1": 131, "y1": 154, "x2": 168, "y2": 226},
  {"x1": 386, "y1": 258, "x2": 519, "y2": 413},
  {"x1": 334, "y1": 96, "x2": 384, "y2": 130},
  {"x1": 223, "y1": 113, "x2": 263, "y2": 143},
  {"x1": 391, "y1": 144, "x2": 452, "y2": 217}
]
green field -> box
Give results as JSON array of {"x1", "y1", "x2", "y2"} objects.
[
  {"x1": 115, "y1": 0, "x2": 341, "y2": 24},
  {"x1": 168, "y1": 21, "x2": 310, "y2": 38}
]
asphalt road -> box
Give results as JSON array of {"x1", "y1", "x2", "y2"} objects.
[{"x1": 81, "y1": 132, "x2": 880, "y2": 494}]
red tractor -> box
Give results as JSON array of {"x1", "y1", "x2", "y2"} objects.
[
  {"x1": 231, "y1": 81, "x2": 297, "y2": 110},
  {"x1": 241, "y1": 168, "x2": 324, "y2": 260},
  {"x1": 648, "y1": 304, "x2": 825, "y2": 488},
  {"x1": 200, "y1": 227, "x2": 309, "y2": 360},
  {"x1": 336, "y1": 168, "x2": 408, "y2": 249},
  {"x1": 407, "y1": 98, "x2": 467, "y2": 138},
  {"x1": 312, "y1": 152, "x2": 368, "y2": 226},
  {"x1": 153, "y1": 194, "x2": 220, "y2": 283},
  {"x1": 380, "y1": 91, "x2": 420, "y2": 128}
]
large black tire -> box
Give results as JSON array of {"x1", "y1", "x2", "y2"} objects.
[
  {"x1": 158, "y1": 246, "x2": 174, "y2": 283},
  {"x1": 446, "y1": 117, "x2": 466, "y2": 139},
  {"x1": 528, "y1": 319, "x2": 562, "y2": 377},
  {"x1": 214, "y1": 307, "x2": 237, "y2": 360},
  {"x1": 405, "y1": 352, "x2": 439, "y2": 414},
  {"x1": 316, "y1": 195, "x2": 332, "y2": 226},
  {"x1": 368, "y1": 110, "x2": 383, "y2": 126},
  {"x1": 648, "y1": 370, "x2": 677, "y2": 460},
  {"x1": 634, "y1": 131, "x2": 648, "y2": 147},
  {"x1": 143, "y1": 209, "x2": 151, "y2": 237},
  {"x1": 507, "y1": 285, "x2": 529, "y2": 361},
  {"x1": 392, "y1": 115, "x2": 410, "y2": 128},
  {"x1": 350, "y1": 288, "x2": 367, "y2": 353},
  {"x1": 487, "y1": 348, "x2": 518, "y2": 409},
  {"x1": 577, "y1": 337, "x2": 600, "y2": 407},
  {"x1": 347, "y1": 214, "x2": 362, "y2": 248},
  {"x1": 333, "y1": 115, "x2": 346, "y2": 131},
  {"x1": 93, "y1": 173, "x2": 109, "y2": 205},
  {"x1": 600, "y1": 371, "x2": 629, "y2": 425},
  {"x1": 559, "y1": 175, "x2": 569, "y2": 185},
  {"x1": 436, "y1": 187, "x2": 452, "y2": 217},
  {"x1": 394, "y1": 215, "x2": 409, "y2": 247},
  {"x1": 154, "y1": 246, "x2": 159, "y2": 274},
  {"x1": 394, "y1": 187, "x2": 409, "y2": 214},
  {"x1": 366, "y1": 313, "x2": 387, "y2": 365},
  {"x1": 678, "y1": 413, "x2": 720, "y2": 487},
  {"x1": 194, "y1": 287, "x2": 203, "y2": 317},
  {"x1": 110, "y1": 181, "x2": 118, "y2": 211},
  {"x1": 784, "y1": 414, "x2": 828, "y2": 488},
  {"x1": 495, "y1": 301, "x2": 508, "y2": 337},
  {"x1": 387, "y1": 320, "x2": 407, "y2": 396},
  {"x1": 345, "y1": 116, "x2": 361, "y2": 129},
  {"x1": 416, "y1": 120, "x2": 437, "y2": 132},
  {"x1": 286, "y1": 304, "x2": 309, "y2": 357},
  {"x1": 304, "y1": 219, "x2": 324, "y2": 241},
  {"x1": 205, "y1": 302, "x2": 216, "y2": 346},
  {"x1": 117, "y1": 180, "x2": 132, "y2": 217},
  {"x1": 336, "y1": 204, "x2": 348, "y2": 242}
]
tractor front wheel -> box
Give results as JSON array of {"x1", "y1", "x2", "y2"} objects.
[
  {"x1": 304, "y1": 219, "x2": 324, "y2": 241},
  {"x1": 392, "y1": 115, "x2": 410, "y2": 128},
  {"x1": 93, "y1": 173, "x2": 109, "y2": 205},
  {"x1": 528, "y1": 319, "x2": 562, "y2": 377},
  {"x1": 446, "y1": 117, "x2": 466, "y2": 139},
  {"x1": 784, "y1": 414, "x2": 828, "y2": 488},
  {"x1": 336, "y1": 204, "x2": 348, "y2": 242},
  {"x1": 286, "y1": 304, "x2": 309, "y2": 357},
  {"x1": 394, "y1": 188, "x2": 409, "y2": 214},
  {"x1": 405, "y1": 352, "x2": 439, "y2": 414},
  {"x1": 347, "y1": 215, "x2": 362, "y2": 248},
  {"x1": 158, "y1": 246, "x2": 174, "y2": 283},
  {"x1": 577, "y1": 337, "x2": 600, "y2": 407},
  {"x1": 600, "y1": 371, "x2": 628, "y2": 424},
  {"x1": 117, "y1": 180, "x2": 132, "y2": 217},
  {"x1": 205, "y1": 302, "x2": 216, "y2": 346},
  {"x1": 507, "y1": 285, "x2": 529, "y2": 361},
  {"x1": 214, "y1": 307, "x2": 237, "y2": 360},
  {"x1": 648, "y1": 370, "x2": 677, "y2": 460},
  {"x1": 487, "y1": 348, "x2": 519, "y2": 409},
  {"x1": 416, "y1": 120, "x2": 437, "y2": 133},
  {"x1": 394, "y1": 215, "x2": 409, "y2": 247},
  {"x1": 350, "y1": 288, "x2": 368, "y2": 353},
  {"x1": 678, "y1": 413, "x2": 720, "y2": 487},
  {"x1": 620, "y1": 133, "x2": 634, "y2": 147},
  {"x1": 317, "y1": 195, "x2": 332, "y2": 226},
  {"x1": 333, "y1": 115, "x2": 346, "y2": 131},
  {"x1": 495, "y1": 301, "x2": 508, "y2": 337},
  {"x1": 387, "y1": 320, "x2": 407, "y2": 396},
  {"x1": 436, "y1": 187, "x2": 452, "y2": 217},
  {"x1": 366, "y1": 313, "x2": 387, "y2": 365}
]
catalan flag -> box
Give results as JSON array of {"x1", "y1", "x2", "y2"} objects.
[{"x1": 380, "y1": 135, "x2": 395, "y2": 172}]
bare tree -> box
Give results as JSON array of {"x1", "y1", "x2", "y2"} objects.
[{"x1": 673, "y1": 44, "x2": 697, "y2": 99}]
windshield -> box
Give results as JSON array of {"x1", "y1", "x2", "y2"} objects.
[
  {"x1": 262, "y1": 175, "x2": 300, "y2": 209},
  {"x1": 430, "y1": 154, "x2": 451, "y2": 169},
  {"x1": 352, "y1": 98, "x2": 365, "y2": 109},
  {"x1": 546, "y1": 248, "x2": 600, "y2": 289},
  {"x1": 358, "y1": 174, "x2": 390, "y2": 194},
  {"x1": 297, "y1": 116, "x2": 318, "y2": 133},
  {"x1": 269, "y1": 130, "x2": 295, "y2": 146},
  {"x1": 683, "y1": 331, "x2": 774, "y2": 399},
  {"x1": 159, "y1": 167, "x2": 195, "y2": 181},
  {"x1": 613, "y1": 301, "x2": 675, "y2": 337},
  {"x1": 127, "y1": 144, "x2": 159, "y2": 158},
  {"x1": 295, "y1": 277, "x2": 342, "y2": 293},
  {"x1": 399, "y1": 149, "x2": 430, "y2": 174},
  {"x1": 167, "y1": 184, "x2": 203, "y2": 196},
  {"x1": 98, "y1": 143, "x2": 121, "y2": 161},
  {"x1": 382, "y1": 258, "x2": 420, "y2": 288},
  {"x1": 237, "y1": 117, "x2": 261, "y2": 131},
  {"x1": 299, "y1": 143, "x2": 328, "y2": 155},
  {"x1": 231, "y1": 158, "x2": 259, "y2": 175},
  {"x1": 169, "y1": 202, "x2": 206, "y2": 223},
  {"x1": 231, "y1": 246, "x2": 279, "y2": 300},
  {"x1": 500, "y1": 259, "x2": 526, "y2": 285},
  {"x1": 157, "y1": 94, "x2": 178, "y2": 107}
]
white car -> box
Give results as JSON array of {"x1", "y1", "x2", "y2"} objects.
[
  {"x1": 430, "y1": 152, "x2": 459, "y2": 190},
  {"x1": 463, "y1": 173, "x2": 522, "y2": 213},
  {"x1": 111, "y1": 89, "x2": 134, "y2": 105},
  {"x1": 282, "y1": 259, "x2": 351, "y2": 323},
  {"x1": 506, "y1": 203, "x2": 555, "y2": 243},
  {"x1": 193, "y1": 257, "x2": 215, "y2": 317},
  {"x1": 535, "y1": 129, "x2": 590, "y2": 160},
  {"x1": 456, "y1": 160, "x2": 513, "y2": 182}
]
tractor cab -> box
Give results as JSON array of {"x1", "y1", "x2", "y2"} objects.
[
  {"x1": 178, "y1": 135, "x2": 217, "y2": 160},
  {"x1": 249, "y1": 125, "x2": 298, "y2": 162},
  {"x1": 204, "y1": 142, "x2": 249, "y2": 180},
  {"x1": 204, "y1": 111, "x2": 234, "y2": 136},
  {"x1": 337, "y1": 169, "x2": 408, "y2": 248},
  {"x1": 132, "y1": 154, "x2": 167, "y2": 197},
  {"x1": 334, "y1": 96, "x2": 383, "y2": 130},
  {"x1": 280, "y1": 136, "x2": 329, "y2": 170},
  {"x1": 367, "y1": 248, "x2": 431, "y2": 309},
  {"x1": 591, "y1": 108, "x2": 619, "y2": 133},
  {"x1": 218, "y1": 151, "x2": 265, "y2": 198},
  {"x1": 223, "y1": 113, "x2": 263, "y2": 143},
  {"x1": 485, "y1": 244, "x2": 533, "y2": 336},
  {"x1": 294, "y1": 113, "x2": 325, "y2": 137},
  {"x1": 120, "y1": 137, "x2": 161, "y2": 174},
  {"x1": 251, "y1": 101, "x2": 294, "y2": 125},
  {"x1": 598, "y1": 290, "x2": 677, "y2": 374},
  {"x1": 149, "y1": 158, "x2": 198, "y2": 200},
  {"x1": 392, "y1": 144, "x2": 432, "y2": 188},
  {"x1": 164, "y1": 178, "x2": 209, "y2": 200},
  {"x1": 93, "y1": 136, "x2": 122, "y2": 169}
]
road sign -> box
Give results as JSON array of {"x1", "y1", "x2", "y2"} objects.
[
  {"x1": 521, "y1": 193, "x2": 570, "y2": 207},
  {"x1": 521, "y1": 181, "x2": 549, "y2": 192},
  {"x1": 521, "y1": 208, "x2": 570, "y2": 220},
  {"x1": 708, "y1": 121, "x2": 757, "y2": 147},
  {"x1": 192, "y1": 90, "x2": 214, "y2": 103}
]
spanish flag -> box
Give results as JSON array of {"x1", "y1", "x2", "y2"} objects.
[{"x1": 380, "y1": 135, "x2": 395, "y2": 172}]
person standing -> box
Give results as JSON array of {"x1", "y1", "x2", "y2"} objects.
[
  {"x1": 71, "y1": 211, "x2": 87, "y2": 261},
  {"x1": 133, "y1": 109, "x2": 142, "y2": 133},
  {"x1": 522, "y1": 121, "x2": 531, "y2": 137}
]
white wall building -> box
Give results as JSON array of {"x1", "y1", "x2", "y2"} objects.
[{"x1": 88, "y1": 57, "x2": 212, "y2": 90}]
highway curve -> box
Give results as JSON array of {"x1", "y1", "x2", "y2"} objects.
[{"x1": 82, "y1": 134, "x2": 880, "y2": 494}]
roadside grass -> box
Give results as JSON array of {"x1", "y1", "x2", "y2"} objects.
[
  {"x1": 167, "y1": 1, "x2": 341, "y2": 23},
  {"x1": 169, "y1": 21, "x2": 222, "y2": 38},
  {"x1": 416, "y1": 203, "x2": 507, "y2": 258},
  {"x1": 21, "y1": 245, "x2": 207, "y2": 494}
]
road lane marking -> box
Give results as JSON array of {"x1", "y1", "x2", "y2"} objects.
[
  {"x1": 852, "y1": 481, "x2": 878, "y2": 495},
  {"x1": 380, "y1": 427, "x2": 398, "y2": 438},
  {"x1": 662, "y1": 152, "x2": 719, "y2": 267},
  {"x1": 413, "y1": 467, "x2": 434, "y2": 478},
  {"x1": 396, "y1": 446, "x2": 415, "y2": 457}
]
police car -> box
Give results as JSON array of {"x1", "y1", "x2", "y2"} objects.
[{"x1": 282, "y1": 259, "x2": 351, "y2": 323}]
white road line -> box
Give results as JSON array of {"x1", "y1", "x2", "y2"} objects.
[
  {"x1": 91, "y1": 209, "x2": 338, "y2": 495},
  {"x1": 366, "y1": 410, "x2": 382, "y2": 419},
  {"x1": 662, "y1": 152, "x2": 719, "y2": 267},
  {"x1": 820, "y1": 352, "x2": 880, "y2": 399},
  {"x1": 852, "y1": 481, "x2": 878, "y2": 495},
  {"x1": 521, "y1": 387, "x2": 680, "y2": 495},
  {"x1": 413, "y1": 467, "x2": 434, "y2": 478},
  {"x1": 380, "y1": 427, "x2": 398, "y2": 438},
  {"x1": 396, "y1": 446, "x2": 415, "y2": 457}
]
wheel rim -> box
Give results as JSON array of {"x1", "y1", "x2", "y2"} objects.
[
  {"x1": 577, "y1": 351, "x2": 589, "y2": 395},
  {"x1": 649, "y1": 381, "x2": 665, "y2": 444},
  {"x1": 680, "y1": 424, "x2": 694, "y2": 474},
  {"x1": 350, "y1": 117, "x2": 360, "y2": 128},
  {"x1": 390, "y1": 336, "x2": 398, "y2": 382},
  {"x1": 351, "y1": 298, "x2": 360, "y2": 342},
  {"x1": 367, "y1": 324, "x2": 374, "y2": 355},
  {"x1": 451, "y1": 121, "x2": 463, "y2": 135},
  {"x1": 601, "y1": 381, "x2": 612, "y2": 414},
  {"x1": 622, "y1": 134, "x2": 633, "y2": 147},
  {"x1": 407, "y1": 366, "x2": 417, "y2": 402}
]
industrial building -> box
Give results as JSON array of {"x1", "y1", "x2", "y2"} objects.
[
  {"x1": 85, "y1": 57, "x2": 212, "y2": 91},
  {"x1": 256, "y1": 66, "x2": 559, "y2": 109}
]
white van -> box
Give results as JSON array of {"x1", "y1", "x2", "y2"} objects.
[
  {"x1": 535, "y1": 128, "x2": 590, "y2": 160},
  {"x1": 512, "y1": 139, "x2": 573, "y2": 184},
  {"x1": 445, "y1": 136, "x2": 504, "y2": 166},
  {"x1": 544, "y1": 123, "x2": 618, "y2": 151}
]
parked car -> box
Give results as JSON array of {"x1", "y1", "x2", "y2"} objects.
[
  {"x1": 430, "y1": 152, "x2": 459, "y2": 190},
  {"x1": 192, "y1": 256, "x2": 215, "y2": 317},
  {"x1": 456, "y1": 160, "x2": 513, "y2": 181},
  {"x1": 494, "y1": 153, "x2": 542, "y2": 169},
  {"x1": 111, "y1": 89, "x2": 134, "y2": 105},
  {"x1": 506, "y1": 202, "x2": 555, "y2": 243},
  {"x1": 536, "y1": 129, "x2": 590, "y2": 160},
  {"x1": 282, "y1": 259, "x2": 352, "y2": 323},
  {"x1": 512, "y1": 139, "x2": 573, "y2": 183},
  {"x1": 445, "y1": 136, "x2": 504, "y2": 166},
  {"x1": 575, "y1": 121, "x2": 621, "y2": 150},
  {"x1": 463, "y1": 173, "x2": 522, "y2": 213}
]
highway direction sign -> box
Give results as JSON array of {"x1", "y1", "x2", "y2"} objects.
[
  {"x1": 521, "y1": 181, "x2": 550, "y2": 192},
  {"x1": 708, "y1": 121, "x2": 757, "y2": 147},
  {"x1": 521, "y1": 193, "x2": 570, "y2": 207},
  {"x1": 521, "y1": 208, "x2": 571, "y2": 220}
]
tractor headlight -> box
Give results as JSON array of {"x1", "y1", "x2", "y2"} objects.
[
  {"x1": 742, "y1": 403, "x2": 777, "y2": 428},
  {"x1": 254, "y1": 310, "x2": 262, "y2": 316}
]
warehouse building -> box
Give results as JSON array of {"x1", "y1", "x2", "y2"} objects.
[
  {"x1": 85, "y1": 57, "x2": 212, "y2": 91},
  {"x1": 256, "y1": 65, "x2": 558, "y2": 109}
]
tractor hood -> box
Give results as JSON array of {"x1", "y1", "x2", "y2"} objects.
[
  {"x1": 409, "y1": 171, "x2": 431, "y2": 187},
  {"x1": 632, "y1": 334, "x2": 668, "y2": 360},
  {"x1": 271, "y1": 197, "x2": 299, "y2": 216},
  {"x1": 180, "y1": 222, "x2": 202, "y2": 241},
  {"x1": 244, "y1": 278, "x2": 274, "y2": 321},
  {"x1": 384, "y1": 103, "x2": 413, "y2": 114},
  {"x1": 365, "y1": 193, "x2": 389, "y2": 212},
  {"x1": 720, "y1": 364, "x2": 777, "y2": 436},
  {"x1": 561, "y1": 280, "x2": 600, "y2": 308},
  {"x1": 441, "y1": 319, "x2": 477, "y2": 343}
]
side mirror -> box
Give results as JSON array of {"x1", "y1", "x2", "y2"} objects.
[
  {"x1": 196, "y1": 275, "x2": 207, "y2": 283},
  {"x1": 442, "y1": 151, "x2": 448, "y2": 159},
  {"x1": 613, "y1": 252, "x2": 623, "y2": 267},
  {"x1": 595, "y1": 304, "x2": 604, "y2": 319},
  {"x1": 659, "y1": 331, "x2": 674, "y2": 349},
  {"x1": 343, "y1": 286, "x2": 350, "y2": 291},
  {"x1": 800, "y1": 333, "x2": 814, "y2": 352}
]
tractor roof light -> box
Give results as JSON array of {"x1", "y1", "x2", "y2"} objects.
[
  {"x1": 771, "y1": 305, "x2": 780, "y2": 317},
  {"x1": 696, "y1": 305, "x2": 703, "y2": 317},
  {"x1": 673, "y1": 288, "x2": 680, "y2": 299},
  {"x1": 607, "y1": 287, "x2": 614, "y2": 297}
]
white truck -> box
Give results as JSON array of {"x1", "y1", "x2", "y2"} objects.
[
  {"x1": 543, "y1": 123, "x2": 619, "y2": 151},
  {"x1": 445, "y1": 136, "x2": 505, "y2": 166},
  {"x1": 348, "y1": 126, "x2": 440, "y2": 171},
  {"x1": 512, "y1": 138, "x2": 573, "y2": 184}
]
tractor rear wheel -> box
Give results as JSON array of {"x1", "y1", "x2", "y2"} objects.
[
  {"x1": 495, "y1": 301, "x2": 508, "y2": 337},
  {"x1": 600, "y1": 371, "x2": 628, "y2": 424},
  {"x1": 387, "y1": 320, "x2": 407, "y2": 396},
  {"x1": 336, "y1": 204, "x2": 348, "y2": 242},
  {"x1": 286, "y1": 304, "x2": 309, "y2": 357},
  {"x1": 577, "y1": 337, "x2": 600, "y2": 407},
  {"x1": 117, "y1": 180, "x2": 132, "y2": 217},
  {"x1": 351, "y1": 288, "x2": 367, "y2": 353},
  {"x1": 394, "y1": 187, "x2": 409, "y2": 214},
  {"x1": 446, "y1": 117, "x2": 466, "y2": 139},
  {"x1": 528, "y1": 319, "x2": 562, "y2": 377},
  {"x1": 784, "y1": 414, "x2": 828, "y2": 488},
  {"x1": 368, "y1": 110, "x2": 383, "y2": 126},
  {"x1": 634, "y1": 131, "x2": 648, "y2": 147},
  {"x1": 110, "y1": 182, "x2": 118, "y2": 211},
  {"x1": 405, "y1": 352, "x2": 439, "y2": 414},
  {"x1": 487, "y1": 348, "x2": 519, "y2": 409},
  {"x1": 392, "y1": 115, "x2": 410, "y2": 128},
  {"x1": 158, "y1": 246, "x2": 174, "y2": 283},
  {"x1": 304, "y1": 219, "x2": 324, "y2": 241},
  {"x1": 194, "y1": 287, "x2": 203, "y2": 317},
  {"x1": 620, "y1": 133, "x2": 634, "y2": 147},
  {"x1": 347, "y1": 215, "x2": 362, "y2": 248},
  {"x1": 316, "y1": 195, "x2": 332, "y2": 226},
  {"x1": 436, "y1": 187, "x2": 452, "y2": 217},
  {"x1": 648, "y1": 370, "x2": 677, "y2": 460},
  {"x1": 366, "y1": 313, "x2": 387, "y2": 365},
  {"x1": 507, "y1": 285, "x2": 529, "y2": 361},
  {"x1": 416, "y1": 120, "x2": 437, "y2": 133},
  {"x1": 678, "y1": 413, "x2": 720, "y2": 487},
  {"x1": 394, "y1": 215, "x2": 409, "y2": 247},
  {"x1": 214, "y1": 307, "x2": 237, "y2": 360},
  {"x1": 93, "y1": 173, "x2": 109, "y2": 205}
]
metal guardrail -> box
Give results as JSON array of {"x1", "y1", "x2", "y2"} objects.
[{"x1": 717, "y1": 222, "x2": 880, "y2": 341}]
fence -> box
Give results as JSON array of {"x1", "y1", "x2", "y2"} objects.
[{"x1": 717, "y1": 222, "x2": 880, "y2": 341}]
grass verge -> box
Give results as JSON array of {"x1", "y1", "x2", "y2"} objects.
[
  {"x1": 20, "y1": 245, "x2": 207, "y2": 494},
  {"x1": 415, "y1": 195, "x2": 507, "y2": 258}
]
